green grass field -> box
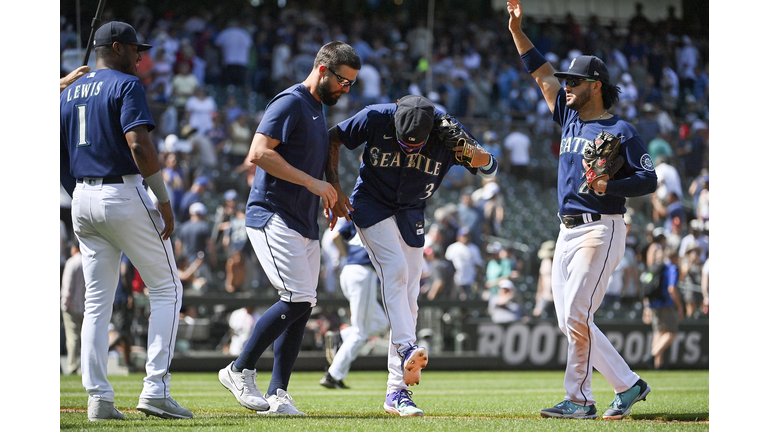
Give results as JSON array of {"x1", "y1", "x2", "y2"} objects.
[{"x1": 60, "y1": 370, "x2": 709, "y2": 431}]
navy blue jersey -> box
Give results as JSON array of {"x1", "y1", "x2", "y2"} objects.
[
  {"x1": 337, "y1": 219, "x2": 371, "y2": 266},
  {"x1": 553, "y1": 88, "x2": 656, "y2": 215},
  {"x1": 245, "y1": 84, "x2": 328, "y2": 240},
  {"x1": 60, "y1": 69, "x2": 155, "y2": 186},
  {"x1": 333, "y1": 103, "x2": 482, "y2": 248}
]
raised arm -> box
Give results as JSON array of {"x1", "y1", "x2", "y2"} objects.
[{"x1": 506, "y1": 0, "x2": 561, "y2": 113}]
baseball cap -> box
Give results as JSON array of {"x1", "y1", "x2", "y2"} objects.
[
  {"x1": 224, "y1": 189, "x2": 238, "y2": 201},
  {"x1": 94, "y1": 21, "x2": 152, "y2": 51},
  {"x1": 482, "y1": 182, "x2": 500, "y2": 200},
  {"x1": 486, "y1": 241, "x2": 503, "y2": 255},
  {"x1": 498, "y1": 279, "x2": 515, "y2": 290},
  {"x1": 554, "y1": 55, "x2": 610, "y2": 83},
  {"x1": 189, "y1": 202, "x2": 207, "y2": 216},
  {"x1": 394, "y1": 95, "x2": 435, "y2": 151},
  {"x1": 193, "y1": 176, "x2": 209, "y2": 186},
  {"x1": 457, "y1": 226, "x2": 470, "y2": 237}
]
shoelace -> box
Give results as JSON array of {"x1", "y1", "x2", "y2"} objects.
[
  {"x1": 396, "y1": 389, "x2": 417, "y2": 408},
  {"x1": 240, "y1": 370, "x2": 259, "y2": 395},
  {"x1": 609, "y1": 393, "x2": 627, "y2": 408}
]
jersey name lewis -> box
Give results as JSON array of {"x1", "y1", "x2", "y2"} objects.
[
  {"x1": 64, "y1": 81, "x2": 104, "y2": 102},
  {"x1": 369, "y1": 147, "x2": 442, "y2": 176}
]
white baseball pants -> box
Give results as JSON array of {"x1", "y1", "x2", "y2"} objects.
[
  {"x1": 328, "y1": 263, "x2": 388, "y2": 380},
  {"x1": 551, "y1": 214, "x2": 639, "y2": 405},
  {"x1": 72, "y1": 175, "x2": 183, "y2": 402},
  {"x1": 356, "y1": 216, "x2": 423, "y2": 391},
  {"x1": 246, "y1": 214, "x2": 320, "y2": 307}
]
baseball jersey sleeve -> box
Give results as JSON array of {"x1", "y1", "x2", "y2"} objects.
[{"x1": 120, "y1": 79, "x2": 156, "y2": 134}]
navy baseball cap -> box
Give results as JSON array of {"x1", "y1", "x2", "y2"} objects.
[
  {"x1": 394, "y1": 95, "x2": 435, "y2": 150},
  {"x1": 94, "y1": 21, "x2": 152, "y2": 51},
  {"x1": 554, "y1": 55, "x2": 610, "y2": 83}
]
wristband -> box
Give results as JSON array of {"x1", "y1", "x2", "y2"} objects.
[
  {"x1": 145, "y1": 171, "x2": 170, "y2": 203},
  {"x1": 520, "y1": 47, "x2": 547, "y2": 74}
]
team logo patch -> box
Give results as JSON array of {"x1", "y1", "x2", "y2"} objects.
[
  {"x1": 640, "y1": 153, "x2": 654, "y2": 171},
  {"x1": 597, "y1": 158, "x2": 606, "y2": 167}
]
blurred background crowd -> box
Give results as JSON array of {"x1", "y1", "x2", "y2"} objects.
[{"x1": 59, "y1": 0, "x2": 708, "y2": 363}]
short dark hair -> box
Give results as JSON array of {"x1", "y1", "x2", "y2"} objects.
[
  {"x1": 600, "y1": 81, "x2": 621, "y2": 110},
  {"x1": 94, "y1": 45, "x2": 111, "y2": 59},
  {"x1": 314, "y1": 41, "x2": 361, "y2": 71}
]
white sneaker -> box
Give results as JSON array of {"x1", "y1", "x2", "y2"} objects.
[
  {"x1": 87, "y1": 397, "x2": 125, "y2": 421},
  {"x1": 218, "y1": 362, "x2": 270, "y2": 411},
  {"x1": 257, "y1": 389, "x2": 306, "y2": 415},
  {"x1": 136, "y1": 397, "x2": 193, "y2": 419}
]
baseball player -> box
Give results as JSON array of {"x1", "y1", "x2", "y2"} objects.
[
  {"x1": 217, "y1": 41, "x2": 360, "y2": 415},
  {"x1": 506, "y1": 1, "x2": 657, "y2": 420},
  {"x1": 320, "y1": 219, "x2": 389, "y2": 389},
  {"x1": 60, "y1": 21, "x2": 192, "y2": 420},
  {"x1": 327, "y1": 94, "x2": 498, "y2": 416}
]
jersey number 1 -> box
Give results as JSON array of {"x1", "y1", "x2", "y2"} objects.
[{"x1": 76, "y1": 104, "x2": 90, "y2": 147}]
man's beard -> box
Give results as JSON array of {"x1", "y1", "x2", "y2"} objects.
[
  {"x1": 566, "y1": 89, "x2": 591, "y2": 111},
  {"x1": 318, "y1": 77, "x2": 342, "y2": 106}
]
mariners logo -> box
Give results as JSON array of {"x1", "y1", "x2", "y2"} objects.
[{"x1": 640, "y1": 153, "x2": 654, "y2": 171}]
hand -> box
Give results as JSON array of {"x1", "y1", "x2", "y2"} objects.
[
  {"x1": 60, "y1": 65, "x2": 91, "y2": 93},
  {"x1": 328, "y1": 183, "x2": 353, "y2": 230},
  {"x1": 307, "y1": 178, "x2": 337, "y2": 221},
  {"x1": 507, "y1": 0, "x2": 523, "y2": 31},
  {"x1": 157, "y1": 201, "x2": 175, "y2": 240},
  {"x1": 582, "y1": 159, "x2": 608, "y2": 192}
]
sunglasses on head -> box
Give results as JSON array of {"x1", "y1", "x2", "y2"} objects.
[
  {"x1": 564, "y1": 77, "x2": 597, "y2": 87},
  {"x1": 323, "y1": 64, "x2": 356, "y2": 87}
]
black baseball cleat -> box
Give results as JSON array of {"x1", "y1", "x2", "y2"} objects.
[{"x1": 319, "y1": 371, "x2": 349, "y2": 389}]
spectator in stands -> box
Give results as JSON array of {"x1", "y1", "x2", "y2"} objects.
[
  {"x1": 642, "y1": 246, "x2": 683, "y2": 369},
  {"x1": 503, "y1": 124, "x2": 531, "y2": 179},
  {"x1": 484, "y1": 242, "x2": 513, "y2": 299},
  {"x1": 184, "y1": 86, "x2": 218, "y2": 136},
  {"x1": 170, "y1": 61, "x2": 199, "y2": 109},
  {"x1": 223, "y1": 204, "x2": 249, "y2": 293},
  {"x1": 61, "y1": 241, "x2": 86, "y2": 375},
  {"x1": 162, "y1": 151, "x2": 186, "y2": 220},
  {"x1": 646, "y1": 130, "x2": 674, "y2": 168},
  {"x1": 653, "y1": 155, "x2": 683, "y2": 203},
  {"x1": 179, "y1": 176, "x2": 209, "y2": 223},
  {"x1": 175, "y1": 202, "x2": 216, "y2": 288},
  {"x1": 215, "y1": 19, "x2": 253, "y2": 88},
  {"x1": 110, "y1": 254, "x2": 140, "y2": 373},
  {"x1": 424, "y1": 245, "x2": 456, "y2": 301},
  {"x1": 651, "y1": 190, "x2": 686, "y2": 251},
  {"x1": 533, "y1": 240, "x2": 555, "y2": 318},
  {"x1": 456, "y1": 188, "x2": 484, "y2": 249},
  {"x1": 445, "y1": 227, "x2": 485, "y2": 300},
  {"x1": 488, "y1": 279, "x2": 526, "y2": 324},
  {"x1": 182, "y1": 124, "x2": 218, "y2": 179},
  {"x1": 223, "y1": 112, "x2": 253, "y2": 168},
  {"x1": 678, "y1": 243, "x2": 704, "y2": 318},
  {"x1": 678, "y1": 218, "x2": 709, "y2": 263},
  {"x1": 227, "y1": 306, "x2": 261, "y2": 355}
]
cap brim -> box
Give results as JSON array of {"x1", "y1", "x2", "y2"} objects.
[
  {"x1": 136, "y1": 43, "x2": 153, "y2": 52},
  {"x1": 553, "y1": 71, "x2": 590, "y2": 79}
]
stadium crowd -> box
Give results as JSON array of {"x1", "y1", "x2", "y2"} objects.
[{"x1": 60, "y1": 3, "x2": 708, "y2": 360}]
